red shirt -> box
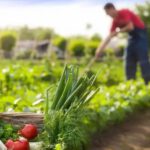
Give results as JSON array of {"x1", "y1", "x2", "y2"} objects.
[{"x1": 110, "y1": 9, "x2": 145, "y2": 32}]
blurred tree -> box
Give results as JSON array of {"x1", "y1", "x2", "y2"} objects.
[
  {"x1": 86, "y1": 23, "x2": 92, "y2": 38},
  {"x1": 34, "y1": 27, "x2": 53, "y2": 41},
  {"x1": 87, "y1": 41, "x2": 99, "y2": 56},
  {"x1": 69, "y1": 35, "x2": 87, "y2": 41},
  {"x1": 90, "y1": 33, "x2": 102, "y2": 42},
  {"x1": 86, "y1": 23, "x2": 92, "y2": 30},
  {"x1": 0, "y1": 32, "x2": 16, "y2": 51},
  {"x1": 52, "y1": 36, "x2": 68, "y2": 59},
  {"x1": 18, "y1": 26, "x2": 35, "y2": 40},
  {"x1": 0, "y1": 32, "x2": 17, "y2": 58},
  {"x1": 53, "y1": 36, "x2": 67, "y2": 52},
  {"x1": 67, "y1": 39, "x2": 85, "y2": 57},
  {"x1": 18, "y1": 26, "x2": 54, "y2": 41},
  {"x1": 136, "y1": 1, "x2": 150, "y2": 49}
]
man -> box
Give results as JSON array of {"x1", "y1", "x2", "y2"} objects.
[{"x1": 95, "y1": 3, "x2": 150, "y2": 84}]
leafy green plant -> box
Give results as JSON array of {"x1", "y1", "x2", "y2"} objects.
[
  {"x1": 44, "y1": 65, "x2": 98, "y2": 150},
  {"x1": 49, "y1": 65, "x2": 98, "y2": 111},
  {"x1": 0, "y1": 120, "x2": 19, "y2": 142}
]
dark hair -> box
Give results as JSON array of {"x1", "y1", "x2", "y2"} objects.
[{"x1": 104, "y1": 3, "x2": 115, "y2": 9}]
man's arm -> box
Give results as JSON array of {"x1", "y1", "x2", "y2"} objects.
[
  {"x1": 95, "y1": 31, "x2": 117, "y2": 58},
  {"x1": 95, "y1": 22, "x2": 134, "y2": 58}
]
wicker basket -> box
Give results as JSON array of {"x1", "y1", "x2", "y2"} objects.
[{"x1": 0, "y1": 112, "x2": 44, "y2": 130}]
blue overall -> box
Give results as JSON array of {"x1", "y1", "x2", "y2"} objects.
[{"x1": 125, "y1": 27, "x2": 150, "y2": 84}]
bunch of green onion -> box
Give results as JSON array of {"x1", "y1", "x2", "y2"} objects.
[{"x1": 45, "y1": 65, "x2": 99, "y2": 114}]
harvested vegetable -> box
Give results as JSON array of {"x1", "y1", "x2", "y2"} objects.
[
  {"x1": 5, "y1": 139, "x2": 29, "y2": 150},
  {"x1": 19, "y1": 124, "x2": 38, "y2": 140}
]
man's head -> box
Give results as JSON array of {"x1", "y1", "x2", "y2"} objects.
[{"x1": 104, "y1": 3, "x2": 118, "y2": 18}]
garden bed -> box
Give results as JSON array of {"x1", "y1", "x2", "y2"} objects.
[{"x1": 90, "y1": 109, "x2": 150, "y2": 150}]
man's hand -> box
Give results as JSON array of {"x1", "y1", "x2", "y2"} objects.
[
  {"x1": 110, "y1": 31, "x2": 118, "y2": 38},
  {"x1": 94, "y1": 30, "x2": 118, "y2": 60},
  {"x1": 95, "y1": 48, "x2": 103, "y2": 60}
]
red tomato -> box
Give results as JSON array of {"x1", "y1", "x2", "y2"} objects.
[
  {"x1": 5, "y1": 139, "x2": 29, "y2": 150},
  {"x1": 19, "y1": 124, "x2": 38, "y2": 140}
]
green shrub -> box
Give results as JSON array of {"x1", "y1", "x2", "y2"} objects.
[
  {"x1": 0, "y1": 32, "x2": 16, "y2": 51},
  {"x1": 115, "y1": 45, "x2": 125, "y2": 57},
  {"x1": 87, "y1": 41, "x2": 99, "y2": 56},
  {"x1": 90, "y1": 34, "x2": 102, "y2": 42},
  {"x1": 53, "y1": 37, "x2": 67, "y2": 52},
  {"x1": 67, "y1": 40, "x2": 85, "y2": 57},
  {"x1": 103, "y1": 48, "x2": 115, "y2": 59}
]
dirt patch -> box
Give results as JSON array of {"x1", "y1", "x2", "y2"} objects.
[{"x1": 90, "y1": 110, "x2": 150, "y2": 150}]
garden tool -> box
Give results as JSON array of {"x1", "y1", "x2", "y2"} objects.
[{"x1": 84, "y1": 57, "x2": 96, "y2": 73}]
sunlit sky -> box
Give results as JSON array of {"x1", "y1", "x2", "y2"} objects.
[{"x1": 0, "y1": 0, "x2": 146, "y2": 38}]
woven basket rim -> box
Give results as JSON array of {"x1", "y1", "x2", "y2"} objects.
[
  {"x1": 0, "y1": 112, "x2": 43, "y2": 116},
  {"x1": 0, "y1": 112, "x2": 44, "y2": 128}
]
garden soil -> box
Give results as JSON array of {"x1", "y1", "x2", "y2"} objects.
[{"x1": 90, "y1": 110, "x2": 150, "y2": 150}]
